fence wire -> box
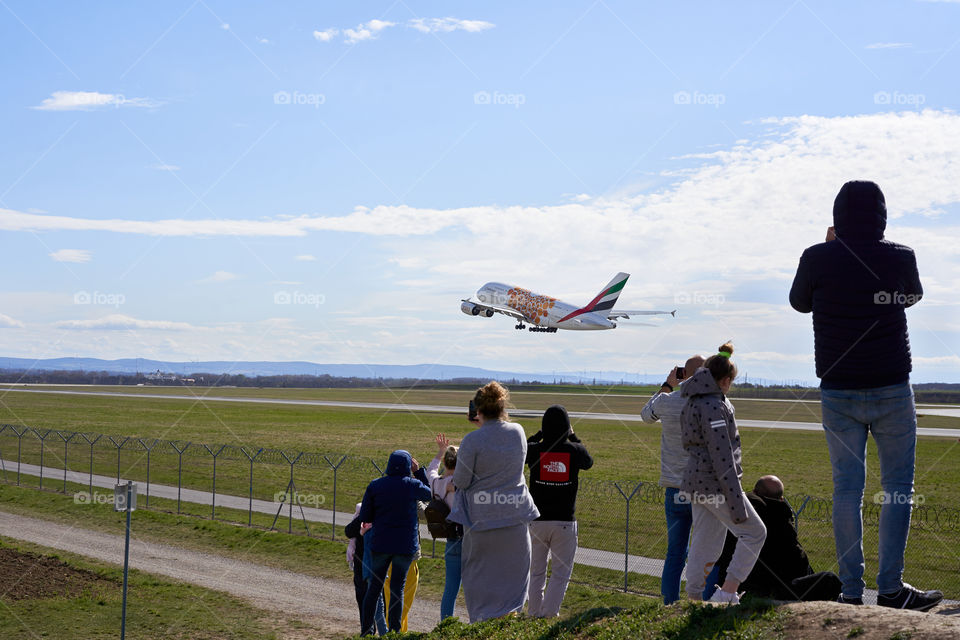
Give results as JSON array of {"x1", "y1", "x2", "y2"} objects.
[{"x1": 1, "y1": 424, "x2": 957, "y2": 599}]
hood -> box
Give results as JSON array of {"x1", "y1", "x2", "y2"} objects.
[
  {"x1": 681, "y1": 367, "x2": 722, "y2": 398},
  {"x1": 542, "y1": 404, "x2": 572, "y2": 446},
  {"x1": 386, "y1": 450, "x2": 412, "y2": 476},
  {"x1": 833, "y1": 180, "x2": 886, "y2": 242}
]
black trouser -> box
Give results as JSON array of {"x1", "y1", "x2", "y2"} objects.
[{"x1": 774, "y1": 571, "x2": 842, "y2": 601}]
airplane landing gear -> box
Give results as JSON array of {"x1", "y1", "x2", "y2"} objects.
[
  {"x1": 528, "y1": 326, "x2": 558, "y2": 333},
  {"x1": 515, "y1": 322, "x2": 525, "y2": 330}
]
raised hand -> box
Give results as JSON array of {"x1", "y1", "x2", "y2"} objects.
[{"x1": 435, "y1": 432, "x2": 450, "y2": 454}]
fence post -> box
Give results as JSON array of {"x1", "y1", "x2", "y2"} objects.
[
  {"x1": 280, "y1": 451, "x2": 304, "y2": 534},
  {"x1": 614, "y1": 481, "x2": 644, "y2": 592},
  {"x1": 108, "y1": 436, "x2": 130, "y2": 483},
  {"x1": 171, "y1": 441, "x2": 191, "y2": 514},
  {"x1": 138, "y1": 439, "x2": 158, "y2": 508},
  {"x1": 0, "y1": 425, "x2": 7, "y2": 484},
  {"x1": 35, "y1": 429, "x2": 52, "y2": 489},
  {"x1": 323, "y1": 454, "x2": 347, "y2": 540},
  {"x1": 57, "y1": 431, "x2": 78, "y2": 493},
  {"x1": 80, "y1": 433, "x2": 102, "y2": 495},
  {"x1": 14, "y1": 426, "x2": 26, "y2": 486},
  {"x1": 242, "y1": 447, "x2": 264, "y2": 526},
  {"x1": 203, "y1": 444, "x2": 227, "y2": 519}
]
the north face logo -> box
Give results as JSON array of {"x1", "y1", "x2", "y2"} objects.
[
  {"x1": 544, "y1": 460, "x2": 567, "y2": 474},
  {"x1": 540, "y1": 452, "x2": 571, "y2": 482}
]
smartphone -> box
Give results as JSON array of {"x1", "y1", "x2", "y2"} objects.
[
  {"x1": 676, "y1": 366, "x2": 686, "y2": 380},
  {"x1": 468, "y1": 399, "x2": 478, "y2": 422}
]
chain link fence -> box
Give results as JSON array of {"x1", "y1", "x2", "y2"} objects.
[{"x1": 1, "y1": 423, "x2": 957, "y2": 599}]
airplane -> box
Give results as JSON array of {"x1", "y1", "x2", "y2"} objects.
[{"x1": 461, "y1": 272, "x2": 675, "y2": 332}]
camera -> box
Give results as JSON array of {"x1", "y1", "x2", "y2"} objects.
[
  {"x1": 468, "y1": 399, "x2": 478, "y2": 422},
  {"x1": 676, "y1": 366, "x2": 686, "y2": 380}
]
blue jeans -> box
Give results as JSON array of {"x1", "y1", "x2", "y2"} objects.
[
  {"x1": 360, "y1": 535, "x2": 387, "y2": 634},
  {"x1": 363, "y1": 552, "x2": 415, "y2": 633},
  {"x1": 441, "y1": 536, "x2": 462, "y2": 619},
  {"x1": 821, "y1": 382, "x2": 916, "y2": 598},
  {"x1": 661, "y1": 487, "x2": 692, "y2": 604}
]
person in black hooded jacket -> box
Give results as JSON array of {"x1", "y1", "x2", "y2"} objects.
[
  {"x1": 525, "y1": 405, "x2": 593, "y2": 617},
  {"x1": 790, "y1": 181, "x2": 940, "y2": 612},
  {"x1": 708, "y1": 476, "x2": 841, "y2": 602}
]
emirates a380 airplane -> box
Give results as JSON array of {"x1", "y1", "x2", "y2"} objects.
[{"x1": 461, "y1": 272, "x2": 675, "y2": 332}]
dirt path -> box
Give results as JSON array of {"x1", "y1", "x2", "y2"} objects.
[{"x1": 0, "y1": 510, "x2": 451, "y2": 639}]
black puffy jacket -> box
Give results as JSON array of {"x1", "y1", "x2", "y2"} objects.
[{"x1": 789, "y1": 181, "x2": 922, "y2": 389}]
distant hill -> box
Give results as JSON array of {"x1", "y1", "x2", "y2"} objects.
[{"x1": 0, "y1": 356, "x2": 661, "y2": 385}]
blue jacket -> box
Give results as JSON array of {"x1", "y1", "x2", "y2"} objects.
[
  {"x1": 358, "y1": 450, "x2": 431, "y2": 556},
  {"x1": 789, "y1": 181, "x2": 922, "y2": 389}
]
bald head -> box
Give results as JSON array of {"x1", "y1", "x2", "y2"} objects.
[
  {"x1": 754, "y1": 475, "x2": 784, "y2": 499},
  {"x1": 685, "y1": 354, "x2": 706, "y2": 372}
]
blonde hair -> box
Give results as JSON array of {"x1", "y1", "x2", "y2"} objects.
[
  {"x1": 442, "y1": 445, "x2": 458, "y2": 471},
  {"x1": 473, "y1": 380, "x2": 509, "y2": 420}
]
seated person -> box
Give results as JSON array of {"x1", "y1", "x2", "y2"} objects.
[{"x1": 710, "y1": 475, "x2": 841, "y2": 601}]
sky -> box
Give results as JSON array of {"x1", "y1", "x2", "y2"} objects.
[{"x1": 1, "y1": 0, "x2": 959, "y2": 384}]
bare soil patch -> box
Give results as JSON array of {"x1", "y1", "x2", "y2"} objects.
[
  {"x1": 0, "y1": 547, "x2": 116, "y2": 601},
  {"x1": 782, "y1": 600, "x2": 960, "y2": 640}
]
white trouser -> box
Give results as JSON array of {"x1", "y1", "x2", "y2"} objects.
[
  {"x1": 528, "y1": 520, "x2": 578, "y2": 617},
  {"x1": 685, "y1": 496, "x2": 766, "y2": 599}
]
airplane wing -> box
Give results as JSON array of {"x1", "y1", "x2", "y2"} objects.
[
  {"x1": 461, "y1": 299, "x2": 528, "y2": 322},
  {"x1": 606, "y1": 309, "x2": 676, "y2": 319}
]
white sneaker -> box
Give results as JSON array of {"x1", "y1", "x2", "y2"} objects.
[{"x1": 707, "y1": 587, "x2": 741, "y2": 606}]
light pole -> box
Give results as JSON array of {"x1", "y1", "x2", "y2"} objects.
[{"x1": 114, "y1": 481, "x2": 137, "y2": 640}]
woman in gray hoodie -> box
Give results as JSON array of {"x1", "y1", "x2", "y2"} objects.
[
  {"x1": 448, "y1": 381, "x2": 539, "y2": 622},
  {"x1": 680, "y1": 342, "x2": 766, "y2": 604}
]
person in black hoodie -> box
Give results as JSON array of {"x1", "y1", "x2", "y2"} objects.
[
  {"x1": 790, "y1": 181, "x2": 940, "y2": 612},
  {"x1": 525, "y1": 405, "x2": 593, "y2": 617},
  {"x1": 708, "y1": 476, "x2": 841, "y2": 602}
]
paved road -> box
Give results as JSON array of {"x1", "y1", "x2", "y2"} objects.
[
  {"x1": 4, "y1": 388, "x2": 959, "y2": 438},
  {"x1": 0, "y1": 510, "x2": 447, "y2": 638}
]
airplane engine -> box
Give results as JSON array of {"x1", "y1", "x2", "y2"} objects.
[
  {"x1": 484, "y1": 309, "x2": 494, "y2": 317},
  {"x1": 461, "y1": 301, "x2": 481, "y2": 316}
]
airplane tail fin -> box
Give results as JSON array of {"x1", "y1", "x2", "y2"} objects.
[{"x1": 583, "y1": 272, "x2": 630, "y2": 312}]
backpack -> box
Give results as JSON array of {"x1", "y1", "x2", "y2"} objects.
[{"x1": 424, "y1": 478, "x2": 460, "y2": 539}]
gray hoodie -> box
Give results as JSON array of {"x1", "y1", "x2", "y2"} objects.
[
  {"x1": 640, "y1": 382, "x2": 690, "y2": 489},
  {"x1": 679, "y1": 368, "x2": 748, "y2": 523}
]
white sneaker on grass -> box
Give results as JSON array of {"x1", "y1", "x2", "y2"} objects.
[{"x1": 707, "y1": 587, "x2": 741, "y2": 605}]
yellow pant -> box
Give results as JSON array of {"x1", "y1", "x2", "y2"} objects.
[{"x1": 383, "y1": 560, "x2": 419, "y2": 632}]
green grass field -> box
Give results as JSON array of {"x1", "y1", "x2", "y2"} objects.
[
  {"x1": 1, "y1": 387, "x2": 959, "y2": 600},
  {"x1": 0, "y1": 535, "x2": 279, "y2": 640}
]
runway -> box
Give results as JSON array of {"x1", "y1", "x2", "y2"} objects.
[{"x1": 4, "y1": 387, "x2": 960, "y2": 438}]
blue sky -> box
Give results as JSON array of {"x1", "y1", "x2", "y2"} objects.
[{"x1": 1, "y1": 0, "x2": 959, "y2": 383}]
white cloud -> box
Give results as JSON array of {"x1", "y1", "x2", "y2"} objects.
[
  {"x1": 408, "y1": 17, "x2": 494, "y2": 33},
  {"x1": 313, "y1": 28, "x2": 339, "y2": 42},
  {"x1": 0, "y1": 313, "x2": 24, "y2": 328},
  {"x1": 257, "y1": 37, "x2": 269, "y2": 44},
  {"x1": 195, "y1": 270, "x2": 238, "y2": 284},
  {"x1": 54, "y1": 314, "x2": 193, "y2": 331},
  {"x1": 865, "y1": 42, "x2": 912, "y2": 49},
  {"x1": 149, "y1": 163, "x2": 180, "y2": 171},
  {"x1": 295, "y1": 254, "x2": 317, "y2": 261},
  {"x1": 32, "y1": 91, "x2": 161, "y2": 111},
  {"x1": 49, "y1": 249, "x2": 91, "y2": 263},
  {"x1": 344, "y1": 19, "x2": 395, "y2": 44}
]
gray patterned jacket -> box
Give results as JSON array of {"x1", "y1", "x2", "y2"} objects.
[{"x1": 679, "y1": 368, "x2": 748, "y2": 523}]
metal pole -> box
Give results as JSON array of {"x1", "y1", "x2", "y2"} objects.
[
  {"x1": 120, "y1": 482, "x2": 133, "y2": 640},
  {"x1": 614, "y1": 481, "x2": 644, "y2": 592}
]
